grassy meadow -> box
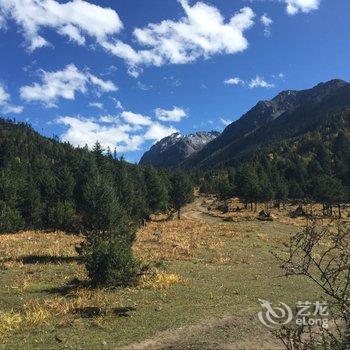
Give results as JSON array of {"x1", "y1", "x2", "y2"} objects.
[{"x1": 1, "y1": 196, "x2": 348, "y2": 349}]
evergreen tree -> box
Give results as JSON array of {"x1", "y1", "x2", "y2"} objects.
[
  {"x1": 311, "y1": 176, "x2": 346, "y2": 217},
  {"x1": 144, "y1": 166, "x2": 169, "y2": 214},
  {"x1": 79, "y1": 173, "x2": 137, "y2": 286},
  {"x1": 169, "y1": 170, "x2": 194, "y2": 219},
  {"x1": 235, "y1": 164, "x2": 260, "y2": 210}
]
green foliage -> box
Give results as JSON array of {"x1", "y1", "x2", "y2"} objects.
[
  {"x1": 0, "y1": 202, "x2": 24, "y2": 233},
  {"x1": 77, "y1": 173, "x2": 138, "y2": 286},
  {"x1": 82, "y1": 232, "x2": 137, "y2": 287},
  {"x1": 47, "y1": 201, "x2": 75, "y2": 231},
  {"x1": 0, "y1": 118, "x2": 177, "y2": 233},
  {"x1": 144, "y1": 166, "x2": 169, "y2": 214},
  {"x1": 169, "y1": 170, "x2": 194, "y2": 218},
  {"x1": 234, "y1": 164, "x2": 260, "y2": 205},
  {"x1": 199, "y1": 121, "x2": 350, "y2": 209}
]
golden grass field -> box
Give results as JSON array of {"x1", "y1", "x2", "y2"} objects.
[{"x1": 0, "y1": 196, "x2": 348, "y2": 349}]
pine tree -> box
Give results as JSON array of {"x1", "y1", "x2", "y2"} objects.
[
  {"x1": 169, "y1": 170, "x2": 194, "y2": 219},
  {"x1": 235, "y1": 164, "x2": 260, "y2": 210},
  {"x1": 144, "y1": 166, "x2": 169, "y2": 214},
  {"x1": 79, "y1": 173, "x2": 137, "y2": 286}
]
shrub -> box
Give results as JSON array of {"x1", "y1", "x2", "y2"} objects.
[
  {"x1": 274, "y1": 223, "x2": 350, "y2": 349},
  {"x1": 81, "y1": 231, "x2": 137, "y2": 287}
]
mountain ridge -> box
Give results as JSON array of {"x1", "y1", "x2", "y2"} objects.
[
  {"x1": 184, "y1": 79, "x2": 350, "y2": 168},
  {"x1": 139, "y1": 131, "x2": 220, "y2": 168}
]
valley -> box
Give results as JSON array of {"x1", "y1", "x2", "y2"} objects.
[{"x1": 1, "y1": 194, "x2": 337, "y2": 349}]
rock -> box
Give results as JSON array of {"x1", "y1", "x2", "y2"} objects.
[
  {"x1": 258, "y1": 210, "x2": 274, "y2": 221},
  {"x1": 290, "y1": 205, "x2": 306, "y2": 218}
]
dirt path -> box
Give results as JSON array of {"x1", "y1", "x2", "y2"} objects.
[
  {"x1": 124, "y1": 315, "x2": 282, "y2": 350},
  {"x1": 125, "y1": 197, "x2": 285, "y2": 350},
  {"x1": 181, "y1": 197, "x2": 223, "y2": 223}
]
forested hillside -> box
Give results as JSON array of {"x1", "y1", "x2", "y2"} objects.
[
  {"x1": 185, "y1": 79, "x2": 350, "y2": 169},
  {"x1": 199, "y1": 109, "x2": 350, "y2": 211},
  {"x1": 0, "y1": 118, "x2": 192, "y2": 233}
]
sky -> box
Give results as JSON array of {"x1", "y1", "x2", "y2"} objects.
[{"x1": 0, "y1": 0, "x2": 349, "y2": 162}]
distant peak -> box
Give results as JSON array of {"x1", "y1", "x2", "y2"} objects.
[{"x1": 139, "y1": 130, "x2": 220, "y2": 167}]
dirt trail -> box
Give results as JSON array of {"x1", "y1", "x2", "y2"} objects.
[
  {"x1": 125, "y1": 196, "x2": 283, "y2": 350},
  {"x1": 181, "y1": 197, "x2": 223, "y2": 223},
  {"x1": 124, "y1": 315, "x2": 282, "y2": 350}
]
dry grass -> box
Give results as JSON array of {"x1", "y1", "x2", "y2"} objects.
[
  {"x1": 0, "y1": 231, "x2": 82, "y2": 262},
  {"x1": 134, "y1": 219, "x2": 211, "y2": 261},
  {"x1": 0, "y1": 195, "x2": 343, "y2": 348},
  {"x1": 206, "y1": 198, "x2": 350, "y2": 229},
  {"x1": 139, "y1": 270, "x2": 187, "y2": 290},
  {"x1": 0, "y1": 312, "x2": 23, "y2": 342}
]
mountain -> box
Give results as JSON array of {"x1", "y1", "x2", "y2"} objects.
[
  {"x1": 139, "y1": 131, "x2": 220, "y2": 168},
  {"x1": 184, "y1": 79, "x2": 350, "y2": 169}
]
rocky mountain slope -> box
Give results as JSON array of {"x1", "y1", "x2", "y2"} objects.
[
  {"x1": 184, "y1": 79, "x2": 350, "y2": 168},
  {"x1": 139, "y1": 131, "x2": 220, "y2": 168}
]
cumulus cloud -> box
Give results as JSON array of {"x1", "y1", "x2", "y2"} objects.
[
  {"x1": 224, "y1": 77, "x2": 243, "y2": 86},
  {"x1": 121, "y1": 111, "x2": 152, "y2": 126},
  {"x1": 57, "y1": 116, "x2": 143, "y2": 152},
  {"x1": 260, "y1": 13, "x2": 272, "y2": 36},
  {"x1": 57, "y1": 112, "x2": 178, "y2": 154},
  {"x1": 20, "y1": 64, "x2": 117, "y2": 107},
  {"x1": 144, "y1": 122, "x2": 178, "y2": 141},
  {"x1": 102, "y1": 1, "x2": 255, "y2": 70},
  {"x1": 115, "y1": 100, "x2": 124, "y2": 111},
  {"x1": 0, "y1": 0, "x2": 256, "y2": 74},
  {"x1": 224, "y1": 75, "x2": 274, "y2": 88},
  {"x1": 88, "y1": 102, "x2": 103, "y2": 109},
  {"x1": 285, "y1": 0, "x2": 320, "y2": 15},
  {"x1": 0, "y1": 83, "x2": 23, "y2": 114},
  {"x1": 155, "y1": 107, "x2": 187, "y2": 122},
  {"x1": 248, "y1": 76, "x2": 275, "y2": 88},
  {"x1": 0, "y1": 0, "x2": 123, "y2": 51}
]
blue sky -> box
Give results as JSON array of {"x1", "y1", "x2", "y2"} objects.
[{"x1": 0, "y1": 0, "x2": 349, "y2": 162}]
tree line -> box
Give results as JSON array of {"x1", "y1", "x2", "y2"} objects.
[
  {"x1": 198, "y1": 124, "x2": 350, "y2": 216},
  {"x1": 0, "y1": 118, "x2": 194, "y2": 286}
]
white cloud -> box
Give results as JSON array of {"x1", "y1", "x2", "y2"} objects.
[
  {"x1": 144, "y1": 122, "x2": 178, "y2": 141},
  {"x1": 136, "y1": 81, "x2": 152, "y2": 91},
  {"x1": 102, "y1": 1, "x2": 255, "y2": 70},
  {"x1": 57, "y1": 116, "x2": 143, "y2": 152},
  {"x1": 99, "y1": 115, "x2": 118, "y2": 123},
  {"x1": 155, "y1": 107, "x2": 187, "y2": 122},
  {"x1": 121, "y1": 111, "x2": 152, "y2": 126},
  {"x1": 224, "y1": 77, "x2": 243, "y2": 85},
  {"x1": 0, "y1": 83, "x2": 23, "y2": 114},
  {"x1": 0, "y1": 84, "x2": 9, "y2": 102},
  {"x1": 248, "y1": 76, "x2": 275, "y2": 88},
  {"x1": 88, "y1": 102, "x2": 103, "y2": 109},
  {"x1": 1, "y1": 0, "x2": 256, "y2": 75},
  {"x1": 272, "y1": 72, "x2": 285, "y2": 79},
  {"x1": 57, "y1": 111, "x2": 178, "y2": 154},
  {"x1": 20, "y1": 64, "x2": 117, "y2": 107},
  {"x1": 260, "y1": 13, "x2": 272, "y2": 37},
  {"x1": 285, "y1": 0, "x2": 320, "y2": 15},
  {"x1": 0, "y1": 13, "x2": 5, "y2": 29},
  {"x1": 0, "y1": 0, "x2": 123, "y2": 51},
  {"x1": 88, "y1": 75, "x2": 117, "y2": 93},
  {"x1": 112, "y1": 97, "x2": 124, "y2": 111},
  {"x1": 224, "y1": 75, "x2": 275, "y2": 88},
  {"x1": 220, "y1": 118, "x2": 232, "y2": 126}
]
